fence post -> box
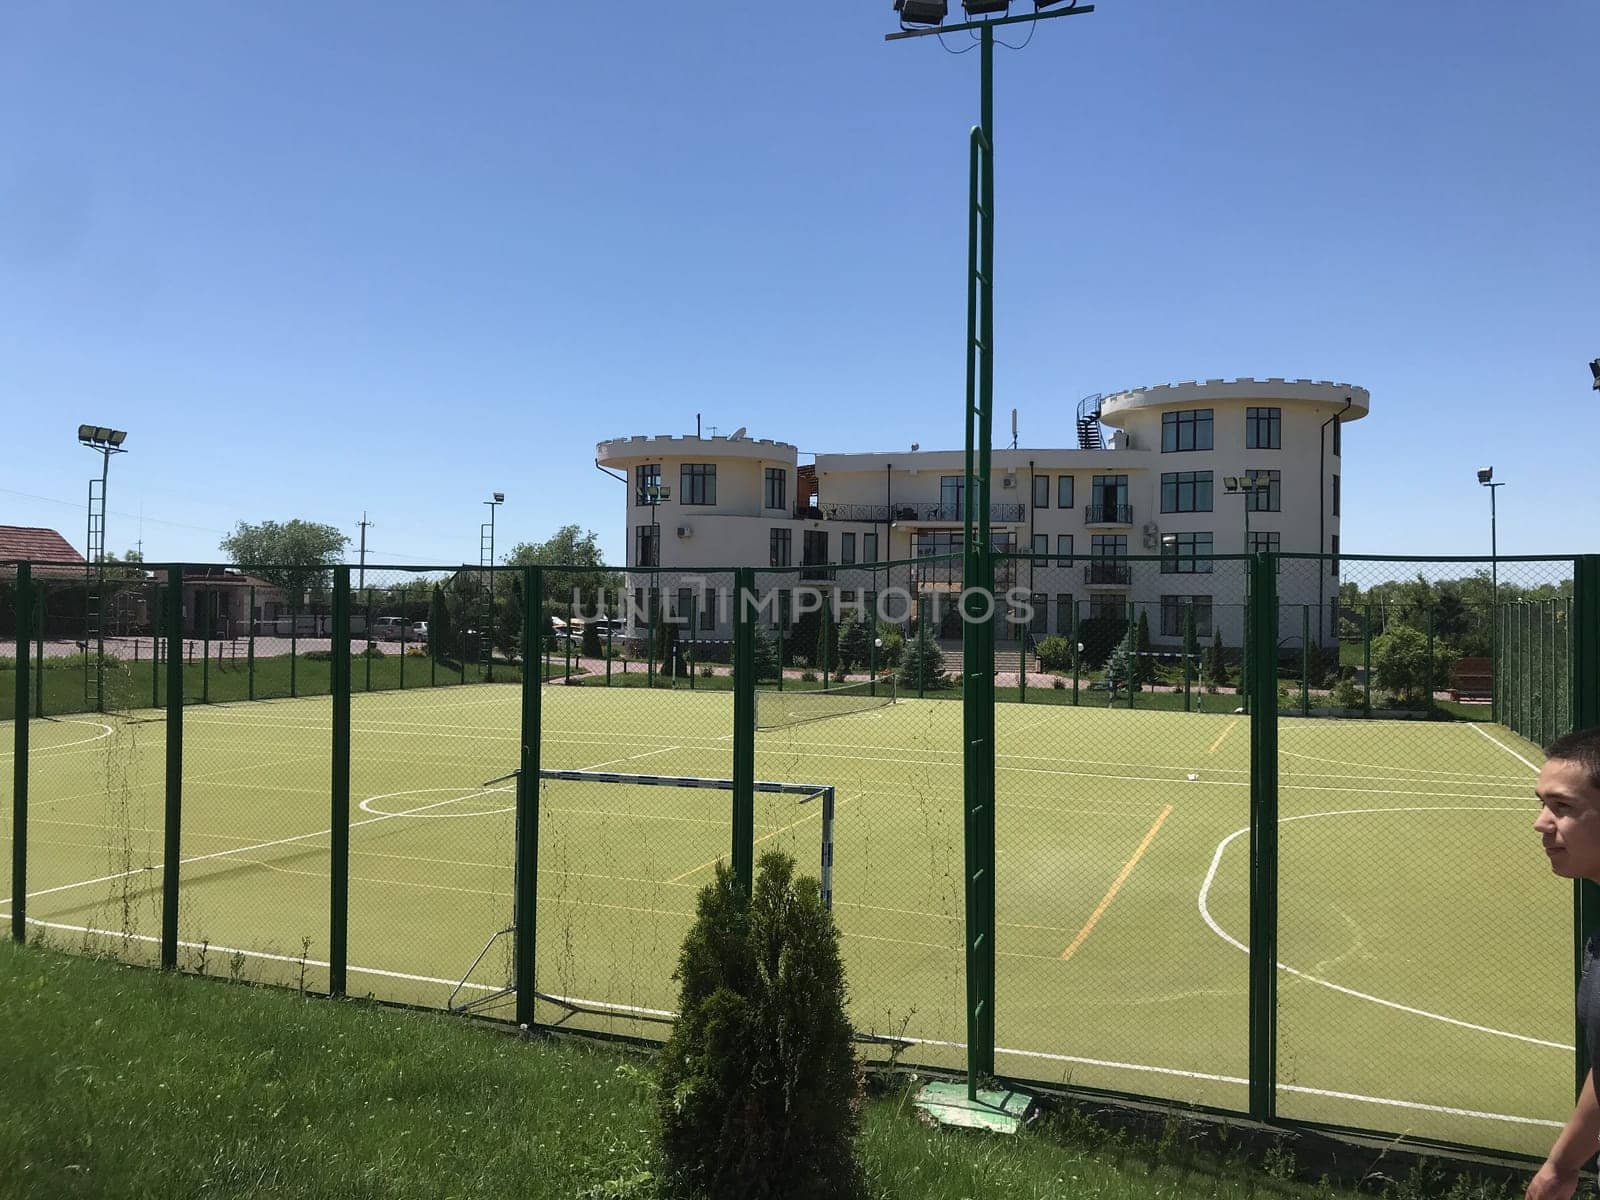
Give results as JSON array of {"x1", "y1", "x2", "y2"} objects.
[
  {"x1": 400, "y1": 593, "x2": 408, "y2": 690},
  {"x1": 1572, "y1": 557, "x2": 1600, "y2": 1096},
  {"x1": 732, "y1": 568, "x2": 756, "y2": 897},
  {"x1": 917, "y1": 596, "x2": 927, "y2": 700},
  {"x1": 329, "y1": 568, "x2": 350, "y2": 997},
  {"x1": 35, "y1": 597, "x2": 45, "y2": 718},
  {"x1": 1071, "y1": 599, "x2": 1080, "y2": 706},
  {"x1": 290, "y1": 606, "x2": 298, "y2": 698},
  {"x1": 162, "y1": 565, "x2": 184, "y2": 970},
  {"x1": 1363, "y1": 603, "x2": 1373, "y2": 718},
  {"x1": 151, "y1": 587, "x2": 160, "y2": 710},
  {"x1": 688, "y1": 593, "x2": 698, "y2": 691},
  {"x1": 1300, "y1": 605, "x2": 1310, "y2": 717},
  {"x1": 1426, "y1": 607, "x2": 1435, "y2": 718},
  {"x1": 776, "y1": 593, "x2": 785, "y2": 692},
  {"x1": 247, "y1": 585, "x2": 256, "y2": 701},
  {"x1": 201, "y1": 587, "x2": 211, "y2": 704},
  {"x1": 605, "y1": 615, "x2": 613, "y2": 686},
  {"x1": 1018, "y1": 617, "x2": 1027, "y2": 704},
  {"x1": 1247, "y1": 552, "x2": 1280, "y2": 1121},
  {"x1": 515, "y1": 566, "x2": 541, "y2": 1028},
  {"x1": 12, "y1": 564, "x2": 31, "y2": 942}
]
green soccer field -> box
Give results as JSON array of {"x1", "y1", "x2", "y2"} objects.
[{"x1": 0, "y1": 683, "x2": 1572, "y2": 1157}]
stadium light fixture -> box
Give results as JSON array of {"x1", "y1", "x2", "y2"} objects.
[
  {"x1": 1035, "y1": 0, "x2": 1079, "y2": 8},
  {"x1": 1476, "y1": 466, "x2": 1493, "y2": 485},
  {"x1": 963, "y1": 0, "x2": 1010, "y2": 15},
  {"x1": 893, "y1": 0, "x2": 948, "y2": 25},
  {"x1": 492, "y1": 491, "x2": 505, "y2": 503},
  {"x1": 1477, "y1": 467, "x2": 1503, "y2": 605},
  {"x1": 1590, "y1": 358, "x2": 1599, "y2": 390},
  {"x1": 77, "y1": 425, "x2": 128, "y2": 448},
  {"x1": 1222, "y1": 476, "x2": 1240, "y2": 492}
]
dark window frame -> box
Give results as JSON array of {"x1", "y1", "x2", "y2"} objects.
[
  {"x1": 679, "y1": 463, "x2": 717, "y2": 506},
  {"x1": 1160, "y1": 531, "x2": 1214, "y2": 575},
  {"x1": 764, "y1": 467, "x2": 787, "y2": 511},
  {"x1": 1161, "y1": 409, "x2": 1214, "y2": 453},
  {"x1": 1160, "y1": 470, "x2": 1214, "y2": 514},
  {"x1": 1245, "y1": 406, "x2": 1282, "y2": 450},
  {"x1": 769, "y1": 528, "x2": 792, "y2": 568}
]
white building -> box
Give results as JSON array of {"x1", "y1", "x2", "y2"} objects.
[{"x1": 594, "y1": 378, "x2": 1367, "y2": 651}]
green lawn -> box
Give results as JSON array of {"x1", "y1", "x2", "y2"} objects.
[
  {"x1": 2, "y1": 940, "x2": 1515, "y2": 1200},
  {"x1": 0, "y1": 685, "x2": 1566, "y2": 1159}
]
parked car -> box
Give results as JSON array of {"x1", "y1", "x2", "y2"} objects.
[
  {"x1": 371, "y1": 616, "x2": 423, "y2": 642},
  {"x1": 410, "y1": 620, "x2": 428, "y2": 643}
]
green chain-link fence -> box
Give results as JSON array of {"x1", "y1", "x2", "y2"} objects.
[{"x1": 5, "y1": 551, "x2": 1597, "y2": 1161}]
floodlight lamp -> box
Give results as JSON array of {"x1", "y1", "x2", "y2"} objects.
[
  {"x1": 77, "y1": 424, "x2": 95, "y2": 442},
  {"x1": 894, "y1": 0, "x2": 948, "y2": 25},
  {"x1": 1476, "y1": 467, "x2": 1493, "y2": 485},
  {"x1": 1035, "y1": 0, "x2": 1078, "y2": 8},
  {"x1": 108, "y1": 429, "x2": 127, "y2": 446},
  {"x1": 1590, "y1": 358, "x2": 1600, "y2": 389},
  {"x1": 1223, "y1": 476, "x2": 1240, "y2": 492},
  {"x1": 962, "y1": 0, "x2": 1010, "y2": 14},
  {"x1": 492, "y1": 491, "x2": 505, "y2": 503}
]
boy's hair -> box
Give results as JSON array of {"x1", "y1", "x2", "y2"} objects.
[{"x1": 1547, "y1": 727, "x2": 1600, "y2": 790}]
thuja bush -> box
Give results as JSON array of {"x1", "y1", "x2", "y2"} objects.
[{"x1": 658, "y1": 850, "x2": 862, "y2": 1200}]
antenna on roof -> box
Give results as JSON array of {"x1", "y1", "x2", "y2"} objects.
[{"x1": 1011, "y1": 408, "x2": 1018, "y2": 450}]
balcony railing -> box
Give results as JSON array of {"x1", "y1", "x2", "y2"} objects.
[
  {"x1": 1083, "y1": 561, "x2": 1133, "y2": 586},
  {"x1": 1083, "y1": 503, "x2": 1134, "y2": 526}
]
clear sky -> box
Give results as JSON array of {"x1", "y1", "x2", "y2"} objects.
[{"x1": 2, "y1": 1, "x2": 1595, "y2": 568}]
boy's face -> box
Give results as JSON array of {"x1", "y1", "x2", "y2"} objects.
[{"x1": 1534, "y1": 758, "x2": 1600, "y2": 880}]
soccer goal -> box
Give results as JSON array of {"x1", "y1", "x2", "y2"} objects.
[
  {"x1": 755, "y1": 676, "x2": 897, "y2": 730},
  {"x1": 448, "y1": 767, "x2": 836, "y2": 1018}
]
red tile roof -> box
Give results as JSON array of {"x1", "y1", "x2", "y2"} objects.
[{"x1": 0, "y1": 526, "x2": 85, "y2": 564}]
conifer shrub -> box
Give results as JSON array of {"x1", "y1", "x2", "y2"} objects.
[{"x1": 657, "y1": 851, "x2": 862, "y2": 1200}]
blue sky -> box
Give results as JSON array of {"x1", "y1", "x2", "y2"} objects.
[{"x1": 2, "y1": 1, "x2": 1595, "y2": 568}]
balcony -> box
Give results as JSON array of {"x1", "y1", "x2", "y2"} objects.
[
  {"x1": 883, "y1": 502, "x2": 1026, "y2": 525},
  {"x1": 1083, "y1": 503, "x2": 1134, "y2": 526},
  {"x1": 1083, "y1": 561, "x2": 1132, "y2": 587},
  {"x1": 818, "y1": 503, "x2": 891, "y2": 522}
]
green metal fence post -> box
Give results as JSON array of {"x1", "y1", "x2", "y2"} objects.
[
  {"x1": 12, "y1": 564, "x2": 31, "y2": 942},
  {"x1": 161, "y1": 565, "x2": 184, "y2": 971},
  {"x1": 1183, "y1": 605, "x2": 1193, "y2": 713},
  {"x1": 869, "y1": 618, "x2": 878, "y2": 697},
  {"x1": 1363, "y1": 603, "x2": 1373, "y2": 718},
  {"x1": 150, "y1": 588, "x2": 160, "y2": 711},
  {"x1": 1571, "y1": 557, "x2": 1600, "y2": 1096},
  {"x1": 564, "y1": 611, "x2": 572, "y2": 683},
  {"x1": 822, "y1": 589, "x2": 832, "y2": 690},
  {"x1": 732, "y1": 568, "x2": 756, "y2": 897},
  {"x1": 1247, "y1": 552, "x2": 1280, "y2": 1121},
  {"x1": 1297, "y1": 605, "x2": 1307, "y2": 717},
  {"x1": 1127, "y1": 601, "x2": 1136, "y2": 711},
  {"x1": 1019, "y1": 617, "x2": 1027, "y2": 704},
  {"x1": 515, "y1": 566, "x2": 541, "y2": 1028},
  {"x1": 647, "y1": 570, "x2": 656, "y2": 689},
  {"x1": 917, "y1": 596, "x2": 927, "y2": 700},
  {"x1": 364, "y1": 591, "x2": 373, "y2": 693},
  {"x1": 776, "y1": 593, "x2": 785, "y2": 692},
  {"x1": 290, "y1": 606, "x2": 298, "y2": 699},
  {"x1": 247, "y1": 586, "x2": 256, "y2": 701},
  {"x1": 400, "y1": 591, "x2": 408, "y2": 691},
  {"x1": 1426, "y1": 607, "x2": 1435, "y2": 718},
  {"x1": 198, "y1": 586, "x2": 209, "y2": 703},
  {"x1": 34, "y1": 596, "x2": 44, "y2": 718},
  {"x1": 330, "y1": 567, "x2": 350, "y2": 997},
  {"x1": 1071, "y1": 599, "x2": 1080, "y2": 706},
  {"x1": 689, "y1": 593, "x2": 698, "y2": 691},
  {"x1": 606, "y1": 616, "x2": 613, "y2": 686}
]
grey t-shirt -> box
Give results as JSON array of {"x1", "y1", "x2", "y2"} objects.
[{"x1": 1579, "y1": 934, "x2": 1600, "y2": 1082}]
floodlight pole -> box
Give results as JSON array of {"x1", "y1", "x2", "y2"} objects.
[
  {"x1": 888, "y1": 0, "x2": 1094, "y2": 1107},
  {"x1": 1483, "y1": 480, "x2": 1502, "y2": 605},
  {"x1": 80, "y1": 434, "x2": 127, "y2": 713}
]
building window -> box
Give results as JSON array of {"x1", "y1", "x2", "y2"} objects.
[
  {"x1": 1332, "y1": 474, "x2": 1340, "y2": 517},
  {"x1": 1160, "y1": 595, "x2": 1214, "y2": 638},
  {"x1": 675, "y1": 587, "x2": 692, "y2": 623},
  {"x1": 1248, "y1": 531, "x2": 1281, "y2": 555},
  {"x1": 1245, "y1": 470, "x2": 1282, "y2": 512},
  {"x1": 1245, "y1": 407, "x2": 1281, "y2": 450},
  {"x1": 840, "y1": 532, "x2": 856, "y2": 564},
  {"x1": 801, "y1": 529, "x2": 829, "y2": 578},
  {"x1": 770, "y1": 528, "x2": 792, "y2": 567},
  {"x1": 1329, "y1": 533, "x2": 1339, "y2": 577},
  {"x1": 1090, "y1": 534, "x2": 1127, "y2": 557},
  {"x1": 1088, "y1": 595, "x2": 1125, "y2": 620},
  {"x1": 634, "y1": 464, "x2": 661, "y2": 506},
  {"x1": 1161, "y1": 531, "x2": 1214, "y2": 574},
  {"x1": 1057, "y1": 476, "x2": 1074, "y2": 509},
  {"x1": 1032, "y1": 533, "x2": 1048, "y2": 566},
  {"x1": 680, "y1": 463, "x2": 716, "y2": 506},
  {"x1": 1088, "y1": 475, "x2": 1129, "y2": 522},
  {"x1": 1032, "y1": 474, "x2": 1049, "y2": 510},
  {"x1": 635, "y1": 524, "x2": 660, "y2": 567},
  {"x1": 764, "y1": 468, "x2": 787, "y2": 511},
  {"x1": 1055, "y1": 594, "x2": 1073, "y2": 637},
  {"x1": 701, "y1": 591, "x2": 716, "y2": 630},
  {"x1": 1161, "y1": 409, "x2": 1213, "y2": 452},
  {"x1": 863, "y1": 532, "x2": 878, "y2": 563},
  {"x1": 1160, "y1": 470, "x2": 1213, "y2": 514},
  {"x1": 1332, "y1": 419, "x2": 1341, "y2": 458},
  {"x1": 1029, "y1": 592, "x2": 1048, "y2": 636},
  {"x1": 1056, "y1": 534, "x2": 1074, "y2": 565},
  {"x1": 940, "y1": 475, "x2": 964, "y2": 520}
]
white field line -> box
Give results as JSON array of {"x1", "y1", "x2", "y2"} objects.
[
  {"x1": 1, "y1": 743, "x2": 683, "y2": 909},
  {"x1": 1279, "y1": 745, "x2": 1530, "y2": 783},
  {"x1": 25, "y1": 913, "x2": 1557, "y2": 1132},
  {"x1": 1197, "y1": 805, "x2": 1570, "y2": 1052},
  {"x1": 1468, "y1": 723, "x2": 1543, "y2": 773},
  {"x1": 0, "y1": 720, "x2": 115, "y2": 759}
]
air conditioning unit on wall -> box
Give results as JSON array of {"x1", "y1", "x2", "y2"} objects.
[
  {"x1": 1001, "y1": 477, "x2": 1016, "y2": 489},
  {"x1": 676, "y1": 526, "x2": 693, "y2": 538}
]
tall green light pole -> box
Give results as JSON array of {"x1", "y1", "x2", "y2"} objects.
[
  {"x1": 887, "y1": 0, "x2": 1094, "y2": 1119},
  {"x1": 1223, "y1": 472, "x2": 1270, "y2": 713}
]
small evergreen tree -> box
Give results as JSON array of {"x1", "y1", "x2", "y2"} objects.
[
  {"x1": 898, "y1": 628, "x2": 948, "y2": 690},
  {"x1": 874, "y1": 623, "x2": 904, "y2": 669},
  {"x1": 1134, "y1": 609, "x2": 1154, "y2": 687},
  {"x1": 836, "y1": 610, "x2": 871, "y2": 673},
  {"x1": 1206, "y1": 629, "x2": 1230, "y2": 690},
  {"x1": 750, "y1": 622, "x2": 780, "y2": 683},
  {"x1": 658, "y1": 852, "x2": 862, "y2": 1200},
  {"x1": 580, "y1": 618, "x2": 603, "y2": 658}
]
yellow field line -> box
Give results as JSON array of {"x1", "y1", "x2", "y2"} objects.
[
  {"x1": 665, "y1": 795, "x2": 853, "y2": 886},
  {"x1": 1059, "y1": 804, "x2": 1173, "y2": 962},
  {"x1": 1207, "y1": 719, "x2": 1240, "y2": 755}
]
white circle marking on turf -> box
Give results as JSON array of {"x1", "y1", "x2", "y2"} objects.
[
  {"x1": 358, "y1": 785, "x2": 514, "y2": 819},
  {"x1": 1198, "y1": 805, "x2": 1568, "y2": 1050},
  {"x1": 0, "y1": 719, "x2": 115, "y2": 758}
]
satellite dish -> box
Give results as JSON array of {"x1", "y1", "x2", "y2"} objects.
[{"x1": 729, "y1": 426, "x2": 747, "y2": 440}]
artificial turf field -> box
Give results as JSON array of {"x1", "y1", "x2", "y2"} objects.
[{"x1": 0, "y1": 681, "x2": 1573, "y2": 1157}]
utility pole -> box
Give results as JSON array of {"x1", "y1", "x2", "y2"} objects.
[{"x1": 357, "y1": 513, "x2": 374, "y2": 593}]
